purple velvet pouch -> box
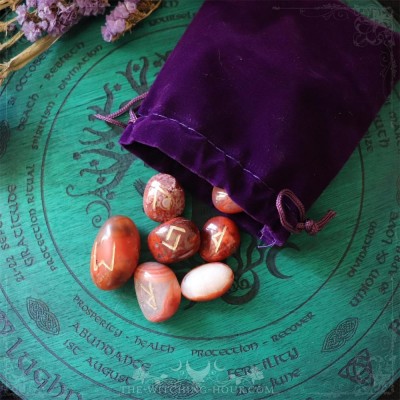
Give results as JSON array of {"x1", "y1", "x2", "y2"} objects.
[{"x1": 119, "y1": 0, "x2": 400, "y2": 246}]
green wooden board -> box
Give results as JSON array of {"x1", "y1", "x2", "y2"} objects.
[{"x1": 0, "y1": 1, "x2": 399, "y2": 399}]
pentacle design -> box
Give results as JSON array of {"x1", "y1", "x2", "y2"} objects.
[
  {"x1": 321, "y1": 317, "x2": 359, "y2": 352},
  {"x1": 150, "y1": 378, "x2": 201, "y2": 399},
  {"x1": 338, "y1": 348, "x2": 374, "y2": 386},
  {"x1": 26, "y1": 297, "x2": 60, "y2": 335},
  {"x1": 0, "y1": 310, "x2": 15, "y2": 336}
]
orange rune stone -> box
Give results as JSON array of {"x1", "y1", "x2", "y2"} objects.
[
  {"x1": 148, "y1": 217, "x2": 201, "y2": 264},
  {"x1": 90, "y1": 216, "x2": 140, "y2": 290},
  {"x1": 134, "y1": 262, "x2": 181, "y2": 322},
  {"x1": 199, "y1": 216, "x2": 241, "y2": 262},
  {"x1": 181, "y1": 262, "x2": 234, "y2": 301},
  {"x1": 212, "y1": 187, "x2": 243, "y2": 214},
  {"x1": 143, "y1": 173, "x2": 185, "y2": 222}
]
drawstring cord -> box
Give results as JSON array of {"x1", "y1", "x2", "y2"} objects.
[
  {"x1": 276, "y1": 189, "x2": 336, "y2": 235},
  {"x1": 94, "y1": 91, "x2": 148, "y2": 128}
]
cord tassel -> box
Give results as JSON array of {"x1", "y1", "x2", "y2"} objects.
[
  {"x1": 94, "y1": 91, "x2": 148, "y2": 127},
  {"x1": 276, "y1": 189, "x2": 336, "y2": 235}
]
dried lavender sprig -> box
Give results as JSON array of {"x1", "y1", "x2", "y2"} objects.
[
  {"x1": 49, "y1": 1, "x2": 81, "y2": 36},
  {"x1": 16, "y1": 0, "x2": 110, "y2": 42},
  {"x1": 101, "y1": 0, "x2": 139, "y2": 42},
  {"x1": 75, "y1": 0, "x2": 109, "y2": 17},
  {"x1": 15, "y1": 5, "x2": 45, "y2": 41},
  {"x1": 101, "y1": 0, "x2": 161, "y2": 42}
]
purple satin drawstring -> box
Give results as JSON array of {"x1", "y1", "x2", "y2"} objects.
[
  {"x1": 276, "y1": 189, "x2": 336, "y2": 235},
  {"x1": 94, "y1": 91, "x2": 148, "y2": 127}
]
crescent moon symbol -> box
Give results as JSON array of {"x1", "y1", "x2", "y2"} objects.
[
  {"x1": 266, "y1": 242, "x2": 299, "y2": 279},
  {"x1": 171, "y1": 360, "x2": 182, "y2": 371},
  {"x1": 214, "y1": 360, "x2": 225, "y2": 372}
]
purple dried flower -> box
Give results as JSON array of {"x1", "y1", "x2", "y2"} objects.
[
  {"x1": 26, "y1": 0, "x2": 38, "y2": 8},
  {"x1": 101, "y1": 0, "x2": 139, "y2": 42},
  {"x1": 37, "y1": 7, "x2": 52, "y2": 23},
  {"x1": 113, "y1": 3, "x2": 130, "y2": 19},
  {"x1": 16, "y1": 4, "x2": 28, "y2": 26},
  {"x1": 75, "y1": 0, "x2": 109, "y2": 17},
  {"x1": 36, "y1": 0, "x2": 58, "y2": 29},
  {"x1": 107, "y1": 15, "x2": 126, "y2": 34},
  {"x1": 17, "y1": 0, "x2": 137, "y2": 43},
  {"x1": 101, "y1": 25, "x2": 114, "y2": 42},
  {"x1": 39, "y1": 0, "x2": 58, "y2": 7},
  {"x1": 124, "y1": 0, "x2": 138, "y2": 13},
  {"x1": 38, "y1": 19, "x2": 50, "y2": 30},
  {"x1": 50, "y1": 1, "x2": 80, "y2": 35},
  {"x1": 31, "y1": 0, "x2": 83, "y2": 37},
  {"x1": 16, "y1": 3, "x2": 47, "y2": 42},
  {"x1": 21, "y1": 20, "x2": 44, "y2": 42}
]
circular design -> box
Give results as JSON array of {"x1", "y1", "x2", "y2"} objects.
[
  {"x1": 0, "y1": 1, "x2": 399, "y2": 399},
  {"x1": 40, "y1": 30, "x2": 364, "y2": 340}
]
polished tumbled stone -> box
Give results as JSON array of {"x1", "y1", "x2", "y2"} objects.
[
  {"x1": 181, "y1": 262, "x2": 234, "y2": 301},
  {"x1": 212, "y1": 187, "x2": 243, "y2": 214},
  {"x1": 134, "y1": 262, "x2": 181, "y2": 322},
  {"x1": 148, "y1": 217, "x2": 200, "y2": 264},
  {"x1": 199, "y1": 216, "x2": 240, "y2": 262},
  {"x1": 143, "y1": 173, "x2": 185, "y2": 222},
  {"x1": 90, "y1": 215, "x2": 140, "y2": 290}
]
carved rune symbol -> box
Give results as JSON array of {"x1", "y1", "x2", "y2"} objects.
[
  {"x1": 162, "y1": 225, "x2": 186, "y2": 251},
  {"x1": 212, "y1": 225, "x2": 227, "y2": 253},
  {"x1": 93, "y1": 241, "x2": 115, "y2": 272},
  {"x1": 140, "y1": 283, "x2": 157, "y2": 310},
  {"x1": 151, "y1": 182, "x2": 170, "y2": 210}
]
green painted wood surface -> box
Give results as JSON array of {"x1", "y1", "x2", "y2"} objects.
[{"x1": 0, "y1": 1, "x2": 399, "y2": 399}]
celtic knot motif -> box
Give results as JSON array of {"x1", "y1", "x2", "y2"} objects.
[
  {"x1": 26, "y1": 297, "x2": 60, "y2": 335},
  {"x1": 150, "y1": 378, "x2": 200, "y2": 399},
  {"x1": 338, "y1": 348, "x2": 374, "y2": 386},
  {"x1": 0, "y1": 310, "x2": 15, "y2": 335},
  {"x1": 322, "y1": 317, "x2": 359, "y2": 352}
]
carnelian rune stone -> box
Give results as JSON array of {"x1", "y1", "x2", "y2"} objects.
[
  {"x1": 134, "y1": 262, "x2": 181, "y2": 322},
  {"x1": 199, "y1": 216, "x2": 240, "y2": 262},
  {"x1": 148, "y1": 217, "x2": 200, "y2": 264},
  {"x1": 90, "y1": 215, "x2": 140, "y2": 290},
  {"x1": 181, "y1": 262, "x2": 234, "y2": 301},
  {"x1": 143, "y1": 173, "x2": 185, "y2": 222},
  {"x1": 212, "y1": 187, "x2": 243, "y2": 214}
]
